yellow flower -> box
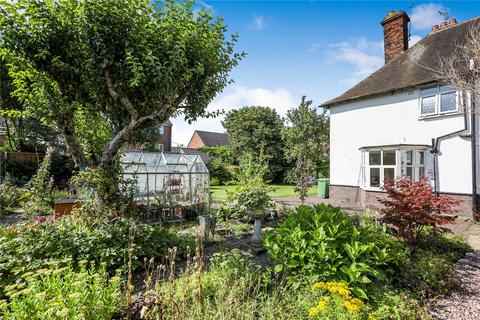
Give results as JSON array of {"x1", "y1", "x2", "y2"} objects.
[
  {"x1": 343, "y1": 298, "x2": 364, "y2": 315},
  {"x1": 308, "y1": 306, "x2": 320, "y2": 317},
  {"x1": 312, "y1": 281, "x2": 326, "y2": 291},
  {"x1": 308, "y1": 298, "x2": 329, "y2": 317}
]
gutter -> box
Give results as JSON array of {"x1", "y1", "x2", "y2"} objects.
[{"x1": 430, "y1": 91, "x2": 469, "y2": 197}]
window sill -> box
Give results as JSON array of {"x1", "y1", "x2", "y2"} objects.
[
  {"x1": 418, "y1": 110, "x2": 462, "y2": 120},
  {"x1": 362, "y1": 186, "x2": 386, "y2": 192}
]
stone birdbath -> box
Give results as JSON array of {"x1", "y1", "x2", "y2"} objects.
[{"x1": 246, "y1": 208, "x2": 269, "y2": 249}]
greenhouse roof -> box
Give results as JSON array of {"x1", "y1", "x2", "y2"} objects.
[{"x1": 121, "y1": 151, "x2": 208, "y2": 174}]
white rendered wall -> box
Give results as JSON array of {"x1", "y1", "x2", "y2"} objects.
[{"x1": 329, "y1": 89, "x2": 472, "y2": 194}]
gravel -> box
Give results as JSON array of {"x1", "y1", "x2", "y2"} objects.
[{"x1": 429, "y1": 252, "x2": 480, "y2": 320}]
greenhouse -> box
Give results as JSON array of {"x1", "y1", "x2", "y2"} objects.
[{"x1": 120, "y1": 151, "x2": 210, "y2": 222}]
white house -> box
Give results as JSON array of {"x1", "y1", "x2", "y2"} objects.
[{"x1": 323, "y1": 11, "x2": 480, "y2": 219}]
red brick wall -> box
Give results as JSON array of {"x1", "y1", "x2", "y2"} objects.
[
  {"x1": 329, "y1": 185, "x2": 474, "y2": 219},
  {"x1": 156, "y1": 125, "x2": 172, "y2": 151},
  {"x1": 381, "y1": 12, "x2": 409, "y2": 63},
  {"x1": 187, "y1": 132, "x2": 205, "y2": 149}
]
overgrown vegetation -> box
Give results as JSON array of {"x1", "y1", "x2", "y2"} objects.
[
  {"x1": 0, "y1": 262, "x2": 123, "y2": 319},
  {"x1": 0, "y1": 215, "x2": 194, "y2": 298}
]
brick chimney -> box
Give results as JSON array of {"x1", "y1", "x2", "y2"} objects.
[{"x1": 381, "y1": 10, "x2": 410, "y2": 64}]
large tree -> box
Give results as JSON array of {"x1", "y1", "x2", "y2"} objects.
[
  {"x1": 0, "y1": 0, "x2": 242, "y2": 181},
  {"x1": 222, "y1": 106, "x2": 285, "y2": 181},
  {"x1": 282, "y1": 96, "x2": 329, "y2": 178}
]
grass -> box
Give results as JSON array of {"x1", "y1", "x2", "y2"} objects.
[{"x1": 211, "y1": 184, "x2": 317, "y2": 203}]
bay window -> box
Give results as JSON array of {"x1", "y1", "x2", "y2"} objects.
[
  {"x1": 363, "y1": 147, "x2": 427, "y2": 189},
  {"x1": 420, "y1": 85, "x2": 459, "y2": 116}
]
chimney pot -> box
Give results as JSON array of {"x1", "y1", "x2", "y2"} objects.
[
  {"x1": 432, "y1": 24, "x2": 439, "y2": 32},
  {"x1": 381, "y1": 10, "x2": 410, "y2": 64},
  {"x1": 449, "y1": 18, "x2": 458, "y2": 25},
  {"x1": 441, "y1": 21, "x2": 448, "y2": 28}
]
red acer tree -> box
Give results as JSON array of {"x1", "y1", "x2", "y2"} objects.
[{"x1": 380, "y1": 177, "x2": 459, "y2": 251}]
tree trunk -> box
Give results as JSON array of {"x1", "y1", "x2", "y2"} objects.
[
  {"x1": 57, "y1": 116, "x2": 88, "y2": 170},
  {"x1": 99, "y1": 111, "x2": 169, "y2": 174}
]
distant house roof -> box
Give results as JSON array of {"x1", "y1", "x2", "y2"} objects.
[
  {"x1": 192, "y1": 130, "x2": 230, "y2": 147},
  {"x1": 323, "y1": 17, "x2": 480, "y2": 107},
  {"x1": 162, "y1": 119, "x2": 172, "y2": 126}
]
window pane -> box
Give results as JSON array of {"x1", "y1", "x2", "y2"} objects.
[
  {"x1": 421, "y1": 87, "x2": 437, "y2": 96},
  {"x1": 384, "y1": 168, "x2": 395, "y2": 182},
  {"x1": 383, "y1": 150, "x2": 396, "y2": 165},
  {"x1": 401, "y1": 166, "x2": 413, "y2": 179},
  {"x1": 370, "y1": 168, "x2": 380, "y2": 187},
  {"x1": 369, "y1": 151, "x2": 381, "y2": 165},
  {"x1": 421, "y1": 96, "x2": 436, "y2": 114},
  {"x1": 440, "y1": 85, "x2": 455, "y2": 93},
  {"x1": 440, "y1": 92, "x2": 456, "y2": 112},
  {"x1": 417, "y1": 167, "x2": 425, "y2": 178},
  {"x1": 402, "y1": 151, "x2": 412, "y2": 166},
  {"x1": 415, "y1": 151, "x2": 425, "y2": 165}
]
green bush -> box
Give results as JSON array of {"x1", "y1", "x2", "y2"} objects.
[
  {"x1": 0, "y1": 175, "x2": 23, "y2": 217},
  {"x1": 0, "y1": 216, "x2": 194, "y2": 298},
  {"x1": 217, "y1": 183, "x2": 273, "y2": 219},
  {"x1": 264, "y1": 205, "x2": 403, "y2": 299},
  {"x1": 0, "y1": 261, "x2": 123, "y2": 319}
]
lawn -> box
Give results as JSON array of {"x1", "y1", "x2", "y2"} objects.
[{"x1": 211, "y1": 184, "x2": 317, "y2": 203}]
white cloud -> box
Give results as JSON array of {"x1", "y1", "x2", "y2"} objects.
[
  {"x1": 249, "y1": 14, "x2": 271, "y2": 31},
  {"x1": 328, "y1": 38, "x2": 383, "y2": 86},
  {"x1": 409, "y1": 34, "x2": 423, "y2": 47},
  {"x1": 411, "y1": 3, "x2": 449, "y2": 31},
  {"x1": 171, "y1": 85, "x2": 295, "y2": 146}
]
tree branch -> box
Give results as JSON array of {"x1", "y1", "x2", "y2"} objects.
[
  {"x1": 99, "y1": 87, "x2": 191, "y2": 172},
  {"x1": 104, "y1": 70, "x2": 139, "y2": 120}
]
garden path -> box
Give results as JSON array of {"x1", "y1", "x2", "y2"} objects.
[{"x1": 429, "y1": 252, "x2": 480, "y2": 320}]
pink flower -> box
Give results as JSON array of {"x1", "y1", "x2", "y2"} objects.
[{"x1": 37, "y1": 216, "x2": 47, "y2": 224}]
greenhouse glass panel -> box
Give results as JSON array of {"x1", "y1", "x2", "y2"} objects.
[{"x1": 120, "y1": 151, "x2": 210, "y2": 213}]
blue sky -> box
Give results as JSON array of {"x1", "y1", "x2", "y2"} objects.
[{"x1": 172, "y1": 1, "x2": 480, "y2": 145}]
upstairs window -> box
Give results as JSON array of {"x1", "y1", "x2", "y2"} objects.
[
  {"x1": 158, "y1": 126, "x2": 165, "y2": 135},
  {"x1": 420, "y1": 85, "x2": 459, "y2": 116}
]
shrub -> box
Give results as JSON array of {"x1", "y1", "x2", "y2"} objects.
[
  {"x1": 264, "y1": 205, "x2": 400, "y2": 299},
  {"x1": 0, "y1": 216, "x2": 194, "y2": 297},
  {"x1": 380, "y1": 177, "x2": 459, "y2": 250},
  {"x1": 0, "y1": 175, "x2": 23, "y2": 217},
  {"x1": 0, "y1": 261, "x2": 123, "y2": 319},
  {"x1": 217, "y1": 183, "x2": 273, "y2": 219},
  {"x1": 23, "y1": 149, "x2": 54, "y2": 216}
]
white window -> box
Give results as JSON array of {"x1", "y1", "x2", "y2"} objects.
[
  {"x1": 364, "y1": 148, "x2": 427, "y2": 189},
  {"x1": 367, "y1": 149, "x2": 396, "y2": 188},
  {"x1": 400, "y1": 150, "x2": 425, "y2": 180},
  {"x1": 420, "y1": 85, "x2": 459, "y2": 116},
  {"x1": 158, "y1": 126, "x2": 165, "y2": 134}
]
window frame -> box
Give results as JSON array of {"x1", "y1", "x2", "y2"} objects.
[
  {"x1": 419, "y1": 84, "x2": 461, "y2": 118},
  {"x1": 366, "y1": 149, "x2": 397, "y2": 189}
]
